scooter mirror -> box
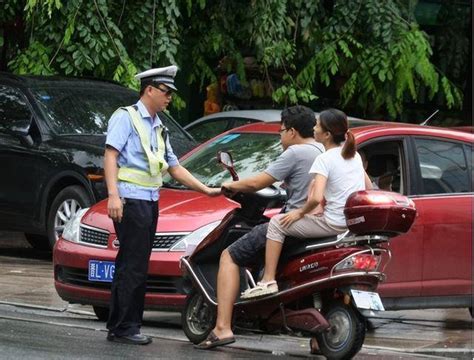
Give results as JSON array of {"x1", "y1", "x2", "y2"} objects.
[
  {"x1": 217, "y1": 151, "x2": 239, "y2": 180},
  {"x1": 218, "y1": 151, "x2": 233, "y2": 167}
]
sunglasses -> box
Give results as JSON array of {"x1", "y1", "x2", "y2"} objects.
[{"x1": 153, "y1": 86, "x2": 174, "y2": 96}]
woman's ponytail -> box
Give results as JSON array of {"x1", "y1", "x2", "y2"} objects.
[{"x1": 341, "y1": 130, "x2": 356, "y2": 159}]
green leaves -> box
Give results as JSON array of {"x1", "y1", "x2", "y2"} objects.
[
  {"x1": 3, "y1": 0, "x2": 465, "y2": 116},
  {"x1": 8, "y1": 41, "x2": 54, "y2": 75},
  {"x1": 441, "y1": 76, "x2": 463, "y2": 109}
]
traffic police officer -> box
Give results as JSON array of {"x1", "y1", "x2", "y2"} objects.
[{"x1": 104, "y1": 65, "x2": 220, "y2": 345}]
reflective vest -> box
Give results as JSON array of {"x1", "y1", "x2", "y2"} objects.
[{"x1": 117, "y1": 106, "x2": 169, "y2": 187}]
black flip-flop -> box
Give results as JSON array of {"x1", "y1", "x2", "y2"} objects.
[{"x1": 194, "y1": 331, "x2": 235, "y2": 350}]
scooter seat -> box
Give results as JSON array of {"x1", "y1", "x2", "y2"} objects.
[{"x1": 279, "y1": 235, "x2": 338, "y2": 263}]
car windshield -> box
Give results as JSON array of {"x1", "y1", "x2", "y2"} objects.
[
  {"x1": 32, "y1": 85, "x2": 139, "y2": 135},
  {"x1": 31, "y1": 84, "x2": 196, "y2": 157},
  {"x1": 163, "y1": 132, "x2": 281, "y2": 188}
]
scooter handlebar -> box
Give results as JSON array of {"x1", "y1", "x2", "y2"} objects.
[{"x1": 221, "y1": 185, "x2": 236, "y2": 198}]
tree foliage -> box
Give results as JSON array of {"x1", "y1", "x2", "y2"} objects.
[{"x1": 1, "y1": 0, "x2": 465, "y2": 118}]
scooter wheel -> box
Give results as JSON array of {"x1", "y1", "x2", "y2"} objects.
[
  {"x1": 181, "y1": 291, "x2": 216, "y2": 344},
  {"x1": 315, "y1": 301, "x2": 366, "y2": 360}
]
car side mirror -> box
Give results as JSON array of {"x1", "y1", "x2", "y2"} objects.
[
  {"x1": 10, "y1": 117, "x2": 32, "y2": 137},
  {"x1": 4, "y1": 117, "x2": 34, "y2": 146}
]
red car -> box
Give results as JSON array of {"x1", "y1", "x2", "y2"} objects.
[{"x1": 53, "y1": 120, "x2": 473, "y2": 320}]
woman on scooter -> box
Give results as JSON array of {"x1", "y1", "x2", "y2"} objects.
[{"x1": 241, "y1": 108, "x2": 372, "y2": 299}]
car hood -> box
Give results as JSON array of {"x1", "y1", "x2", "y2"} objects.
[{"x1": 81, "y1": 189, "x2": 240, "y2": 233}]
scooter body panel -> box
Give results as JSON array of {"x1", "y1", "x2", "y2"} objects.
[{"x1": 278, "y1": 246, "x2": 363, "y2": 285}]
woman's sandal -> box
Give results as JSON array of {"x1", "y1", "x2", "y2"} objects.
[
  {"x1": 194, "y1": 331, "x2": 235, "y2": 350},
  {"x1": 240, "y1": 280, "x2": 279, "y2": 299}
]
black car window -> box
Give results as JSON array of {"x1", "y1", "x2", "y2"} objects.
[
  {"x1": 158, "y1": 111, "x2": 196, "y2": 157},
  {"x1": 414, "y1": 138, "x2": 469, "y2": 194},
  {"x1": 31, "y1": 85, "x2": 139, "y2": 135},
  {"x1": 31, "y1": 84, "x2": 195, "y2": 157},
  {"x1": 0, "y1": 85, "x2": 32, "y2": 131}
]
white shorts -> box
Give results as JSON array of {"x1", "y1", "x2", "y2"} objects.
[{"x1": 266, "y1": 213, "x2": 346, "y2": 243}]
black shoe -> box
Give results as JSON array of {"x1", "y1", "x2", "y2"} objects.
[
  {"x1": 106, "y1": 331, "x2": 115, "y2": 341},
  {"x1": 111, "y1": 333, "x2": 152, "y2": 345}
]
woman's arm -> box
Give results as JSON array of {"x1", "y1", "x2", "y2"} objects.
[
  {"x1": 364, "y1": 172, "x2": 373, "y2": 190},
  {"x1": 279, "y1": 174, "x2": 327, "y2": 227}
]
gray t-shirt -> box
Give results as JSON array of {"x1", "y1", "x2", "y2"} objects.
[{"x1": 265, "y1": 141, "x2": 324, "y2": 211}]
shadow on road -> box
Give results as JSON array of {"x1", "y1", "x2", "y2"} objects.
[{"x1": 0, "y1": 231, "x2": 52, "y2": 261}]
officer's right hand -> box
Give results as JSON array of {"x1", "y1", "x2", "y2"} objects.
[{"x1": 107, "y1": 195, "x2": 123, "y2": 223}]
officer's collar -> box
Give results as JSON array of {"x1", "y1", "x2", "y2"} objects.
[{"x1": 136, "y1": 100, "x2": 163, "y2": 127}]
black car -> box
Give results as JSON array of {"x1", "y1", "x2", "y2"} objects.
[{"x1": 0, "y1": 73, "x2": 196, "y2": 250}]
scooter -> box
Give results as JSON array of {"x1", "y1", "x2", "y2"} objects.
[{"x1": 180, "y1": 151, "x2": 416, "y2": 359}]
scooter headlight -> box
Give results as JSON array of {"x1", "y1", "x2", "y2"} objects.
[
  {"x1": 62, "y1": 208, "x2": 89, "y2": 243},
  {"x1": 169, "y1": 221, "x2": 221, "y2": 253}
]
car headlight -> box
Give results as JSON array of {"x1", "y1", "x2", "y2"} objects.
[
  {"x1": 62, "y1": 208, "x2": 89, "y2": 243},
  {"x1": 169, "y1": 221, "x2": 221, "y2": 253}
]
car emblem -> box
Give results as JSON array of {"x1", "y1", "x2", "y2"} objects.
[{"x1": 112, "y1": 237, "x2": 120, "y2": 248}]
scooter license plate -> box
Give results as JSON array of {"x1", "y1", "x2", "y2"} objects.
[
  {"x1": 88, "y1": 260, "x2": 115, "y2": 282},
  {"x1": 350, "y1": 289, "x2": 385, "y2": 311}
]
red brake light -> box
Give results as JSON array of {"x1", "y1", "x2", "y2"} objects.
[
  {"x1": 353, "y1": 254, "x2": 379, "y2": 271},
  {"x1": 334, "y1": 253, "x2": 382, "y2": 272}
]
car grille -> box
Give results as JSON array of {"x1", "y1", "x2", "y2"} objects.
[
  {"x1": 79, "y1": 226, "x2": 187, "y2": 250},
  {"x1": 80, "y1": 226, "x2": 109, "y2": 247},
  {"x1": 153, "y1": 234, "x2": 186, "y2": 250},
  {"x1": 56, "y1": 266, "x2": 183, "y2": 294}
]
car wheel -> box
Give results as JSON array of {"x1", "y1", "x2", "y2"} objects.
[
  {"x1": 24, "y1": 233, "x2": 50, "y2": 251},
  {"x1": 469, "y1": 307, "x2": 473, "y2": 318},
  {"x1": 47, "y1": 185, "x2": 93, "y2": 249},
  {"x1": 315, "y1": 301, "x2": 366, "y2": 360},
  {"x1": 181, "y1": 291, "x2": 216, "y2": 344},
  {"x1": 93, "y1": 306, "x2": 110, "y2": 322}
]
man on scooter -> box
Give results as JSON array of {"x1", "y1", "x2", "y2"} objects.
[{"x1": 196, "y1": 105, "x2": 324, "y2": 349}]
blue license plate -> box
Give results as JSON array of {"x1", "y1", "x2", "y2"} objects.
[{"x1": 88, "y1": 260, "x2": 115, "y2": 282}]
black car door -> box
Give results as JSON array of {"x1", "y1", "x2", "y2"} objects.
[{"x1": 0, "y1": 84, "x2": 40, "y2": 229}]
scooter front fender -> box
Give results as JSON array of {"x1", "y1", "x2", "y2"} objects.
[{"x1": 180, "y1": 256, "x2": 218, "y2": 306}]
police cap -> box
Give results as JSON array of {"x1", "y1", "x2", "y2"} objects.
[{"x1": 135, "y1": 65, "x2": 178, "y2": 91}]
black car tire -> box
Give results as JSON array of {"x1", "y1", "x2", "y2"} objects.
[
  {"x1": 46, "y1": 185, "x2": 93, "y2": 249},
  {"x1": 24, "y1": 233, "x2": 50, "y2": 251},
  {"x1": 93, "y1": 306, "x2": 110, "y2": 322}
]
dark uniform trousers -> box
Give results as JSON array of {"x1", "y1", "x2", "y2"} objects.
[{"x1": 106, "y1": 198, "x2": 159, "y2": 336}]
